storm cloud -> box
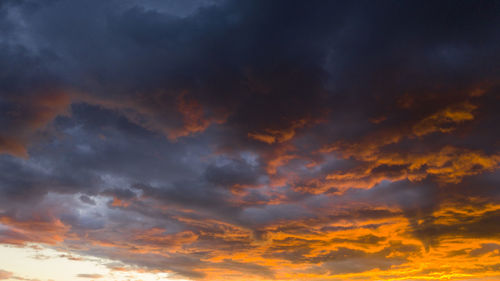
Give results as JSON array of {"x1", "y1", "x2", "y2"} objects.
[{"x1": 0, "y1": 0, "x2": 499, "y2": 280}]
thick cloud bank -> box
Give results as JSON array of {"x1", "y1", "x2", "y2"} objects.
[{"x1": 1, "y1": 0, "x2": 500, "y2": 280}]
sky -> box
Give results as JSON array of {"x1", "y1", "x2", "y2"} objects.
[{"x1": 0, "y1": 0, "x2": 500, "y2": 280}]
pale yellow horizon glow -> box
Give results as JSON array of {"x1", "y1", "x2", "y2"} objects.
[{"x1": 0, "y1": 244, "x2": 188, "y2": 281}]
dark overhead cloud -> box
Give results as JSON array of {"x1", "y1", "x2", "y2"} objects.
[{"x1": 0, "y1": 0, "x2": 500, "y2": 280}]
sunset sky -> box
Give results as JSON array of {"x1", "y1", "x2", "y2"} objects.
[{"x1": 1, "y1": 1, "x2": 500, "y2": 280}]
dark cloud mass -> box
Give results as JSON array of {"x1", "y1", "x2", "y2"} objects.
[{"x1": 0, "y1": 0, "x2": 500, "y2": 280}]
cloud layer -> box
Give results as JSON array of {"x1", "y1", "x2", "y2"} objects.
[{"x1": 0, "y1": 0, "x2": 500, "y2": 280}]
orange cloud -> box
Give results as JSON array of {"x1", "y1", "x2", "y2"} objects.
[
  {"x1": 0, "y1": 215, "x2": 70, "y2": 245},
  {"x1": 0, "y1": 91, "x2": 70, "y2": 158},
  {"x1": 168, "y1": 92, "x2": 227, "y2": 140},
  {"x1": 248, "y1": 119, "x2": 311, "y2": 144},
  {"x1": 315, "y1": 101, "x2": 498, "y2": 193},
  {"x1": 0, "y1": 135, "x2": 28, "y2": 158},
  {"x1": 0, "y1": 269, "x2": 13, "y2": 280},
  {"x1": 0, "y1": 198, "x2": 499, "y2": 281},
  {"x1": 132, "y1": 228, "x2": 198, "y2": 253},
  {"x1": 298, "y1": 146, "x2": 499, "y2": 194},
  {"x1": 412, "y1": 102, "x2": 477, "y2": 136},
  {"x1": 75, "y1": 91, "x2": 226, "y2": 141}
]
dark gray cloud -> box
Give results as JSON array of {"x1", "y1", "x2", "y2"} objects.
[{"x1": 0, "y1": 0, "x2": 499, "y2": 280}]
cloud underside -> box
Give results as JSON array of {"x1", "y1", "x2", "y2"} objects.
[{"x1": 0, "y1": 0, "x2": 500, "y2": 280}]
